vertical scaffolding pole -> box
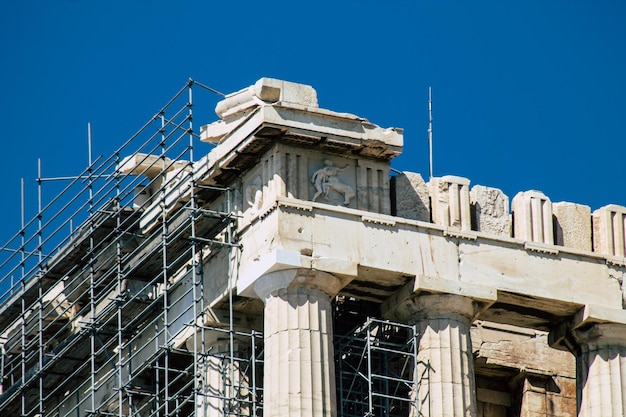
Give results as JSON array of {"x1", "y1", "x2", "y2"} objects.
[
  {"x1": 20, "y1": 272, "x2": 25, "y2": 416},
  {"x1": 20, "y1": 178, "x2": 26, "y2": 416},
  {"x1": 38, "y1": 257, "x2": 43, "y2": 417},
  {"x1": 412, "y1": 322, "x2": 419, "y2": 414},
  {"x1": 251, "y1": 328, "x2": 258, "y2": 417},
  {"x1": 37, "y1": 158, "x2": 44, "y2": 417},
  {"x1": 188, "y1": 80, "x2": 203, "y2": 417},
  {"x1": 37, "y1": 159, "x2": 42, "y2": 265},
  {"x1": 88, "y1": 146, "x2": 97, "y2": 416},
  {"x1": 227, "y1": 186, "x2": 236, "y2": 415},
  {"x1": 116, "y1": 148, "x2": 125, "y2": 417},
  {"x1": 159, "y1": 111, "x2": 170, "y2": 416},
  {"x1": 20, "y1": 178, "x2": 25, "y2": 294},
  {"x1": 366, "y1": 319, "x2": 373, "y2": 416}
]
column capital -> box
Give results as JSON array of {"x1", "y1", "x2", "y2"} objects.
[
  {"x1": 549, "y1": 304, "x2": 626, "y2": 352},
  {"x1": 253, "y1": 268, "x2": 343, "y2": 301},
  {"x1": 391, "y1": 293, "x2": 482, "y2": 325},
  {"x1": 381, "y1": 277, "x2": 495, "y2": 324},
  {"x1": 565, "y1": 321, "x2": 626, "y2": 417},
  {"x1": 571, "y1": 323, "x2": 626, "y2": 351}
]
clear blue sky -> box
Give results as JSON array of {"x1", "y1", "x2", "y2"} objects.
[{"x1": 1, "y1": 1, "x2": 625, "y2": 245}]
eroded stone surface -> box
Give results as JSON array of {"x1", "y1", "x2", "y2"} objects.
[
  {"x1": 553, "y1": 202, "x2": 592, "y2": 251},
  {"x1": 470, "y1": 185, "x2": 511, "y2": 237},
  {"x1": 392, "y1": 172, "x2": 430, "y2": 222}
]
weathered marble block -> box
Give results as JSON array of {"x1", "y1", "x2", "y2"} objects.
[
  {"x1": 470, "y1": 185, "x2": 511, "y2": 237},
  {"x1": 512, "y1": 190, "x2": 554, "y2": 244},
  {"x1": 391, "y1": 171, "x2": 430, "y2": 222},
  {"x1": 430, "y1": 175, "x2": 471, "y2": 230},
  {"x1": 553, "y1": 202, "x2": 591, "y2": 251},
  {"x1": 592, "y1": 204, "x2": 626, "y2": 257}
]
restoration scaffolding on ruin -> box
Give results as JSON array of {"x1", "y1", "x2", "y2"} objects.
[
  {"x1": 4, "y1": 75, "x2": 626, "y2": 417},
  {"x1": 0, "y1": 80, "x2": 263, "y2": 417},
  {"x1": 334, "y1": 298, "x2": 418, "y2": 417},
  {"x1": 0, "y1": 78, "x2": 421, "y2": 417}
]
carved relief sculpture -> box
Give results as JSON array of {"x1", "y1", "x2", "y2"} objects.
[
  {"x1": 245, "y1": 175, "x2": 263, "y2": 215},
  {"x1": 311, "y1": 159, "x2": 355, "y2": 205}
]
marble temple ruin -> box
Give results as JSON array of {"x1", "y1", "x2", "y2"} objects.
[{"x1": 0, "y1": 77, "x2": 625, "y2": 417}]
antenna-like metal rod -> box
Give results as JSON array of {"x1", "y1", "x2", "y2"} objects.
[
  {"x1": 428, "y1": 87, "x2": 433, "y2": 180},
  {"x1": 87, "y1": 122, "x2": 93, "y2": 167},
  {"x1": 21, "y1": 178, "x2": 25, "y2": 229}
]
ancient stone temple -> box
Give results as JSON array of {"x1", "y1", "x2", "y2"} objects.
[{"x1": 0, "y1": 77, "x2": 625, "y2": 417}]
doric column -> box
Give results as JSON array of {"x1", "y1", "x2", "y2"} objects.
[
  {"x1": 385, "y1": 293, "x2": 483, "y2": 417},
  {"x1": 571, "y1": 323, "x2": 626, "y2": 417},
  {"x1": 254, "y1": 269, "x2": 343, "y2": 417}
]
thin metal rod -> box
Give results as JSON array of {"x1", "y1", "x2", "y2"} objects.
[
  {"x1": 37, "y1": 159, "x2": 42, "y2": 263},
  {"x1": 428, "y1": 87, "x2": 433, "y2": 180},
  {"x1": 412, "y1": 323, "x2": 419, "y2": 412},
  {"x1": 19, "y1": 178, "x2": 24, "y2": 294},
  {"x1": 367, "y1": 318, "x2": 373, "y2": 414},
  {"x1": 115, "y1": 148, "x2": 123, "y2": 417},
  {"x1": 38, "y1": 259, "x2": 43, "y2": 416},
  {"x1": 20, "y1": 178, "x2": 24, "y2": 231},
  {"x1": 159, "y1": 112, "x2": 170, "y2": 416},
  {"x1": 18, "y1": 177, "x2": 26, "y2": 415},
  {"x1": 188, "y1": 80, "x2": 202, "y2": 417},
  {"x1": 227, "y1": 187, "x2": 236, "y2": 409},
  {"x1": 37, "y1": 174, "x2": 116, "y2": 182},
  {"x1": 88, "y1": 122, "x2": 93, "y2": 167},
  {"x1": 191, "y1": 78, "x2": 226, "y2": 97}
]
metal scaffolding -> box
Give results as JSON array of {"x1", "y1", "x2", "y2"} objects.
[
  {"x1": 334, "y1": 303, "x2": 418, "y2": 417},
  {"x1": 0, "y1": 79, "x2": 416, "y2": 417},
  {"x1": 0, "y1": 80, "x2": 263, "y2": 417}
]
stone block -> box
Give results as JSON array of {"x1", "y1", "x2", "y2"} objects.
[
  {"x1": 553, "y1": 202, "x2": 592, "y2": 251},
  {"x1": 553, "y1": 376, "x2": 576, "y2": 399},
  {"x1": 512, "y1": 190, "x2": 554, "y2": 244},
  {"x1": 470, "y1": 185, "x2": 511, "y2": 237},
  {"x1": 521, "y1": 389, "x2": 546, "y2": 415},
  {"x1": 592, "y1": 204, "x2": 626, "y2": 257},
  {"x1": 215, "y1": 78, "x2": 318, "y2": 120},
  {"x1": 391, "y1": 171, "x2": 430, "y2": 222},
  {"x1": 430, "y1": 175, "x2": 471, "y2": 230}
]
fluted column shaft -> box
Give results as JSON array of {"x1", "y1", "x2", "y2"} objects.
[
  {"x1": 255, "y1": 269, "x2": 342, "y2": 417},
  {"x1": 401, "y1": 294, "x2": 479, "y2": 417},
  {"x1": 573, "y1": 323, "x2": 626, "y2": 417}
]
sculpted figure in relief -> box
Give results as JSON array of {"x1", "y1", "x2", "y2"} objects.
[
  {"x1": 245, "y1": 175, "x2": 263, "y2": 214},
  {"x1": 311, "y1": 160, "x2": 355, "y2": 205}
]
